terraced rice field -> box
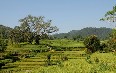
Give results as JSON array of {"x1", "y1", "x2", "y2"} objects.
[
  {"x1": 0, "y1": 50, "x2": 86, "y2": 73},
  {"x1": 0, "y1": 40, "x2": 116, "y2": 73}
]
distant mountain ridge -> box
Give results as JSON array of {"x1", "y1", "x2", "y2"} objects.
[
  {"x1": 53, "y1": 27, "x2": 112, "y2": 40},
  {"x1": 0, "y1": 25, "x2": 113, "y2": 40}
]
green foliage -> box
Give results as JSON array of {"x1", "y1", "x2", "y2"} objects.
[
  {"x1": 89, "y1": 53, "x2": 116, "y2": 73},
  {"x1": 19, "y1": 15, "x2": 58, "y2": 44},
  {"x1": 99, "y1": 42, "x2": 108, "y2": 53},
  {"x1": 4, "y1": 51, "x2": 20, "y2": 62},
  {"x1": 41, "y1": 39, "x2": 85, "y2": 50},
  {"x1": 0, "y1": 59, "x2": 12, "y2": 69},
  {"x1": 72, "y1": 35, "x2": 83, "y2": 41},
  {"x1": 84, "y1": 35, "x2": 100, "y2": 53},
  {"x1": 8, "y1": 15, "x2": 58, "y2": 45},
  {"x1": 9, "y1": 29, "x2": 22, "y2": 44},
  {"x1": 100, "y1": 5, "x2": 116, "y2": 23},
  {"x1": 35, "y1": 35, "x2": 40, "y2": 45},
  {"x1": 0, "y1": 62, "x2": 5, "y2": 69},
  {"x1": 0, "y1": 25, "x2": 12, "y2": 39},
  {"x1": 46, "y1": 54, "x2": 52, "y2": 66},
  {"x1": 100, "y1": 5, "x2": 116, "y2": 51},
  {"x1": 0, "y1": 48, "x2": 116, "y2": 73},
  {"x1": 0, "y1": 39, "x2": 7, "y2": 52},
  {"x1": 107, "y1": 29, "x2": 116, "y2": 50},
  {"x1": 53, "y1": 27, "x2": 112, "y2": 40},
  {"x1": 0, "y1": 38, "x2": 115, "y2": 73},
  {"x1": 61, "y1": 55, "x2": 68, "y2": 61},
  {"x1": 33, "y1": 59, "x2": 92, "y2": 73}
]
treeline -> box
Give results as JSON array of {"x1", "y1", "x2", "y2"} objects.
[
  {"x1": 0, "y1": 25, "x2": 112, "y2": 41},
  {"x1": 0, "y1": 15, "x2": 59, "y2": 69},
  {"x1": 0, "y1": 25, "x2": 12, "y2": 39},
  {"x1": 53, "y1": 27, "x2": 112, "y2": 40},
  {"x1": 0, "y1": 15, "x2": 58, "y2": 45}
]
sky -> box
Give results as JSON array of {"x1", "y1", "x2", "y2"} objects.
[{"x1": 0, "y1": 0, "x2": 116, "y2": 33}]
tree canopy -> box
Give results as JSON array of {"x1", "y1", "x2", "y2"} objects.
[
  {"x1": 9, "y1": 15, "x2": 59, "y2": 44},
  {"x1": 100, "y1": 5, "x2": 116, "y2": 50},
  {"x1": 100, "y1": 5, "x2": 116, "y2": 27}
]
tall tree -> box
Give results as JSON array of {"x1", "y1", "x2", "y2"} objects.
[
  {"x1": 19, "y1": 15, "x2": 58, "y2": 35},
  {"x1": 19, "y1": 15, "x2": 58, "y2": 44},
  {"x1": 10, "y1": 15, "x2": 58, "y2": 44},
  {"x1": 100, "y1": 5, "x2": 116, "y2": 50},
  {"x1": 100, "y1": 5, "x2": 116, "y2": 27}
]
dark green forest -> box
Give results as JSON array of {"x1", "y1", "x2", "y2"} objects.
[
  {"x1": 53, "y1": 27, "x2": 112, "y2": 40},
  {"x1": 0, "y1": 25, "x2": 12, "y2": 39},
  {"x1": 0, "y1": 25, "x2": 112, "y2": 41}
]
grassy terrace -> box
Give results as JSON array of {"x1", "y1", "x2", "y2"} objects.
[{"x1": 0, "y1": 39, "x2": 116, "y2": 73}]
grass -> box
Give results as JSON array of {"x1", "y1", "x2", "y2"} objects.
[
  {"x1": 1, "y1": 51, "x2": 115, "y2": 73},
  {"x1": 41, "y1": 39, "x2": 85, "y2": 48},
  {"x1": 0, "y1": 39, "x2": 116, "y2": 73},
  {"x1": 31, "y1": 52, "x2": 116, "y2": 73}
]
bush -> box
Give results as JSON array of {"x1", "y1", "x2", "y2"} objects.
[
  {"x1": 55, "y1": 47, "x2": 62, "y2": 51},
  {"x1": 0, "y1": 59, "x2": 12, "y2": 69},
  {"x1": 107, "y1": 29, "x2": 116, "y2": 50},
  {"x1": 84, "y1": 35, "x2": 100, "y2": 53},
  {"x1": 99, "y1": 43, "x2": 108, "y2": 53},
  {"x1": 4, "y1": 51, "x2": 20, "y2": 62},
  {"x1": 45, "y1": 54, "x2": 52, "y2": 66},
  {"x1": 107, "y1": 38, "x2": 116, "y2": 51},
  {"x1": 61, "y1": 55, "x2": 68, "y2": 61},
  {"x1": 0, "y1": 39, "x2": 7, "y2": 52},
  {"x1": 0, "y1": 62, "x2": 5, "y2": 69}
]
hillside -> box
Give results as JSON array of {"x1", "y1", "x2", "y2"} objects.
[
  {"x1": 0, "y1": 25, "x2": 112, "y2": 40},
  {"x1": 53, "y1": 27, "x2": 112, "y2": 40}
]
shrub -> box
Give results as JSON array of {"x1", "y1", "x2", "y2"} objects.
[
  {"x1": 56, "y1": 60, "x2": 64, "y2": 67},
  {"x1": 61, "y1": 55, "x2": 68, "y2": 61},
  {"x1": 55, "y1": 47, "x2": 62, "y2": 51},
  {"x1": 99, "y1": 43, "x2": 108, "y2": 53},
  {"x1": 107, "y1": 29, "x2": 116, "y2": 50},
  {"x1": 0, "y1": 62, "x2": 5, "y2": 69},
  {"x1": 107, "y1": 38, "x2": 116, "y2": 51},
  {"x1": 0, "y1": 59, "x2": 12, "y2": 69},
  {"x1": 4, "y1": 51, "x2": 20, "y2": 62},
  {"x1": 100, "y1": 43, "x2": 107, "y2": 51},
  {"x1": 0, "y1": 39, "x2": 7, "y2": 52},
  {"x1": 85, "y1": 55, "x2": 92, "y2": 64},
  {"x1": 45, "y1": 54, "x2": 52, "y2": 66},
  {"x1": 84, "y1": 35, "x2": 100, "y2": 53}
]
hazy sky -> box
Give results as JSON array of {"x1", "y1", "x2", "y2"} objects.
[{"x1": 0, "y1": 0, "x2": 116, "y2": 33}]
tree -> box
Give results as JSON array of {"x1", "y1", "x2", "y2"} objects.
[
  {"x1": 100, "y1": 5, "x2": 116, "y2": 28},
  {"x1": 84, "y1": 35, "x2": 100, "y2": 53},
  {"x1": 100, "y1": 5, "x2": 116, "y2": 50},
  {"x1": 9, "y1": 29, "x2": 21, "y2": 44},
  {"x1": 9, "y1": 15, "x2": 59, "y2": 45},
  {"x1": 19, "y1": 15, "x2": 58, "y2": 35},
  {"x1": 19, "y1": 15, "x2": 58, "y2": 44},
  {"x1": 0, "y1": 25, "x2": 12, "y2": 39},
  {"x1": 0, "y1": 39, "x2": 7, "y2": 52}
]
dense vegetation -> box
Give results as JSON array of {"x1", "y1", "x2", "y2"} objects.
[
  {"x1": 0, "y1": 25, "x2": 12, "y2": 39},
  {"x1": 0, "y1": 5, "x2": 116, "y2": 73},
  {"x1": 53, "y1": 27, "x2": 112, "y2": 40},
  {"x1": 84, "y1": 35, "x2": 100, "y2": 53}
]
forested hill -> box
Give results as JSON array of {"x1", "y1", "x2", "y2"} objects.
[
  {"x1": 53, "y1": 27, "x2": 112, "y2": 40},
  {"x1": 0, "y1": 25, "x2": 12, "y2": 39},
  {"x1": 0, "y1": 25, "x2": 112, "y2": 40}
]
